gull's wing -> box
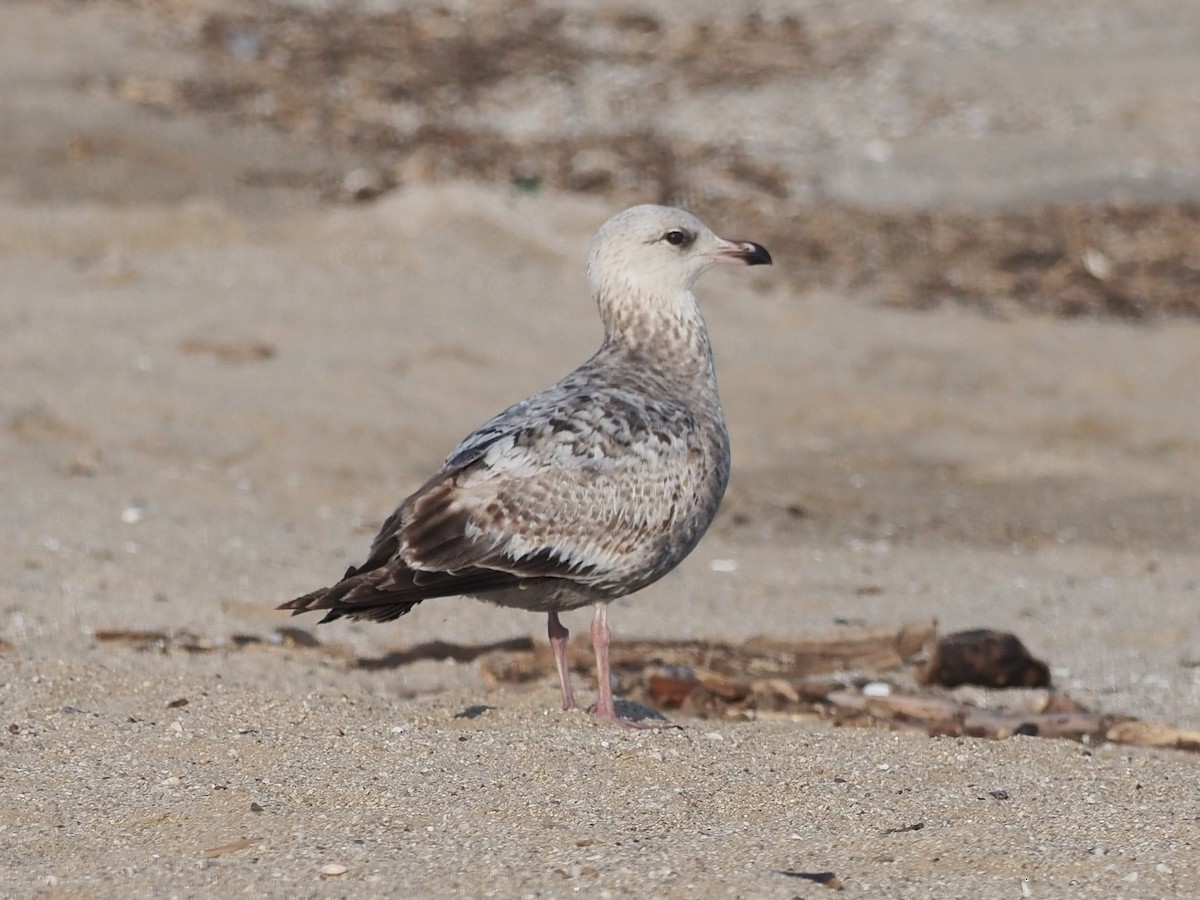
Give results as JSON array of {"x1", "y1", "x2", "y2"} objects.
[{"x1": 281, "y1": 374, "x2": 721, "y2": 623}]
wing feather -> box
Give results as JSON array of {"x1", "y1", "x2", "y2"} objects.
[{"x1": 281, "y1": 359, "x2": 727, "y2": 622}]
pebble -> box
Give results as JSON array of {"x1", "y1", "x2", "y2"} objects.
[{"x1": 321, "y1": 864, "x2": 348, "y2": 877}]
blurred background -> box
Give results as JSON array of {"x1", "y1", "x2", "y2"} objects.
[{"x1": 5, "y1": 0, "x2": 1200, "y2": 317}]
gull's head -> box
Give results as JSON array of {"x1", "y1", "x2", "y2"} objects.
[{"x1": 586, "y1": 205, "x2": 771, "y2": 307}]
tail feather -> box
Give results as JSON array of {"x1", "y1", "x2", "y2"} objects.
[
  {"x1": 279, "y1": 560, "x2": 544, "y2": 625},
  {"x1": 278, "y1": 583, "x2": 421, "y2": 624}
]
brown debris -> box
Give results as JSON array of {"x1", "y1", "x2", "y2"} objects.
[
  {"x1": 275, "y1": 626, "x2": 320, "y2": 648},
  {"x1": 917, "y1": 629, "x2": 1051, "y2": 688},
  {"x1": 95, "y1": 629, "x2": 172, "y2": 651},
  {"x1": 740, "y1": 200, "x2": 1200, "y2": 321},
  {"x1": 488, "y1": 619, "x2": 937, "y2": 683},
  {"x1": 203, "y1": 836, "x2": 263, "y2": 858},
  {"x1": 478, "y1": 621, "x2": 1195, "y2": 753},
  {"x1": 94, "y1": 627, "x2": 328, "y2": 656},
  {"x1": 92, "y1": 619, "x2": 1197, "y2": 753},
  {"x1": 180, "y1": 337, "x2": 277, "y2": 363},
  {"x1": 774, "y1": 870, "x2": 844, "y2": 890},
  {"x1": 116, "y1": 2, "x2": 1200, "y2": 320},
  {"x1": 882, "y1": 822, "x2": 924, "y2": 835},
  {"x1": 475, "y1": 620, "x2": 934, "y2": 705},
  {"x1": 1105, "y1": 720, "x2": 1200, "y2": 754}
]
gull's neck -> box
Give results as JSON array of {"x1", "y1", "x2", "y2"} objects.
[{"x1": 594, "y1": 280, "x2": 720, "y2": 394}]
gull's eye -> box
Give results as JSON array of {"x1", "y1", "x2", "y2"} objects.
[{"x1": 663, "y1": 229, "x2": 692, "y2": 248}]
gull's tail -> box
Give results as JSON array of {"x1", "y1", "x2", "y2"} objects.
[{"x1": 278, "y1": 560, "x2": 531, "y2": 624}]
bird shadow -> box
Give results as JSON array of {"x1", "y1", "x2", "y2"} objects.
[
  {"x1": 453, "y1": 704, "x2": 496, "y2": 720},
  {"x1": 354, "y1": 636, "x2": 534, "y2": 670},
  {"x1": 610, "y1": 699, "x2": 682, "y2": 729}
]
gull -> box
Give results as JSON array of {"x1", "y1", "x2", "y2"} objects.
[{"x1": 280, "y1": 204, "x2": 771, "y2": 726}]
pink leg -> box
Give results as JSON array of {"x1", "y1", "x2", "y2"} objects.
[
  {"x1": 548, "y1": 612, "x2": 576, "y2": 711},
  {"x1": 589, "y1": 603, "x2": 667, "y2": 729}
]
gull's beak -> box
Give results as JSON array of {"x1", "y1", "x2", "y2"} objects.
[{"x1": 708, "y1": 238, "x2": 773, "y2": 267}]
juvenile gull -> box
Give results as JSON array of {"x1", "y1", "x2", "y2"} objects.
[{"x1": 280, "y1": 205, "x2": 771, "y2": 726}]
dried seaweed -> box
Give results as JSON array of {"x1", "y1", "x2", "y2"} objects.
[{"x1": 93, "y1": 618, "x2": 1200, "y2": 752}]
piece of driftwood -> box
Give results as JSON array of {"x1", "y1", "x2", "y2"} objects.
[
  {"x1": 1105, "y1": 720, "x2": 1200, "y2": 753},
  {"x1": 478, "y1": 619, "x2": 937, "y2": 686},
  {"x1": 611, "y1": 619, "x2": 935, "y2": 677}
]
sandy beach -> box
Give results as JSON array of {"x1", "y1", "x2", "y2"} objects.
[{"x1": 2, "y1": 2, "x2": 1198, "y2": 897}]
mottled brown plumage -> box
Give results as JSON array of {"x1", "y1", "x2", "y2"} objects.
[{"x1": 280, "y1": 205, "x2": 770, "y2": 725}]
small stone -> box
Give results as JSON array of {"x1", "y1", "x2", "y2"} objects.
[
  {"x1": 1082, "y1": 247, "x2": 1113, "y2": 281},
  {"x1": 321, "y1": 864, "x2": 348, "y2": 877},
  {"x1": 340, "y1": 167, "x2": 392, "y2": 203}
]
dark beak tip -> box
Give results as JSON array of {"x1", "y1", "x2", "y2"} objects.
[{"x1": 744, "y1": 242, "x2": 772, "y2": 266}]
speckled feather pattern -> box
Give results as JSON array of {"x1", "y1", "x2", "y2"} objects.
[{"x1": 282, "y1": 205, "x2": 770, "y2": 625}]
